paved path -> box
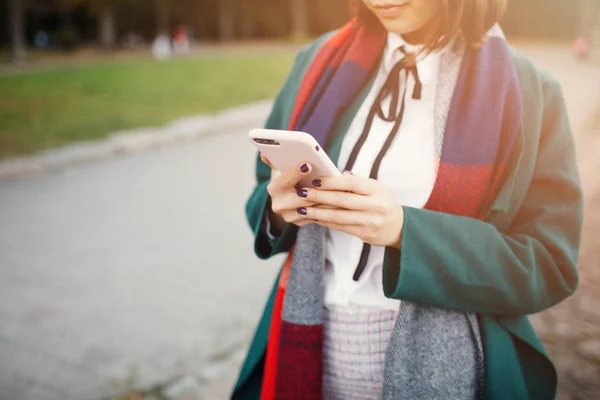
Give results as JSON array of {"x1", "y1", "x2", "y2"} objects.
[
  {"x1": 0, "y1": 125, "x2": 284, "y2": 399},
  {"x1": 519, "y1": 42, "x2": 600, "y2": 203},
  {"x1": 0, "y1": 43, "x2": 599, "y2": 400}
]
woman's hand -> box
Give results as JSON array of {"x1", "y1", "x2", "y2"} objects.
[
  {"x1": 299, "y1": 173, "x2": 404, "y2": 249},
  {"x1": 262, "y1": 153, "x2": 315, "y2": 232}
]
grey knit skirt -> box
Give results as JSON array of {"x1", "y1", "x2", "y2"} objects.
[{"x1": 323, "y1": 306, "x2": 399, "y2": 400}]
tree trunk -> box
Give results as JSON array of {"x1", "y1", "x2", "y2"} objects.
[
  {"x1": 239, "y1": 0, "x2": 255, "y2": 39},
  {"x1": 9, "y1": 0, "x2": 26, "y2": 64},
  {"x1": 218, "y1": 0, "x2": 235, "y2": 42},
  {"x1": 154, "y1": 0, "x2": 170, "y2": 36},
  {"x1": 290, "y1": 0, "x2": 308, "y2": 39},
  {"x1": 98, "y1": 6, "x2": 116, "y2": 49}
]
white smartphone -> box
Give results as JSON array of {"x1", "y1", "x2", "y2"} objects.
[{"x1": 249, "y1": 128, "x2": 341, "y2": 188}]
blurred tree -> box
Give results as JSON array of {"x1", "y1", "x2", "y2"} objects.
[
  {"x1": 9, "y1": 0, "x2": 27, "y2": 63},
  {"x1": 239, "y1": 0, "x2": 255, "y2": 38},
  {"x1": 63, "y1": 0, "x2": 133, "y2": 48},
  {"x1": 218, "y1": 0, "x2": 235, "y2": 41},
  {"x1": 290, "y1": 0, "x2": 308, "y2": 39},
  {"x1": 97, "y1": 3, "x2": 116, "y2": 48},
  {"x1": 0, "y1": 0, "x2": 586, "y2": 51},
  {"x1": 55, "y1": 0, "x2": 80, "y2": 50},
  {"x1": 154, "y1": 0, "x2": 170, "y2": 35},
  {"x1": 27, "y1": 0, "x2": 57, "y2": 13}
]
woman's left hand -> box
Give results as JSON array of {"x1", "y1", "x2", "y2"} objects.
[{"x1": 298, "y1": 172, "x2": 404, "y2": 249}]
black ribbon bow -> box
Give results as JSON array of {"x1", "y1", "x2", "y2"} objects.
[{"x1": 343, "y1": 46, "x2": 423, "y2": 282}]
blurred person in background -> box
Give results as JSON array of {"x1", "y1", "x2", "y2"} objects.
[
  {"x1": 573, "y1": 0, "x2": 600, "y2": 58},
  {"x1": 233, "y1": 0, "x2": 583, "y2": 399},
  {"x1": 173, "y1": 25, "x2": 191, "y2": 55}
]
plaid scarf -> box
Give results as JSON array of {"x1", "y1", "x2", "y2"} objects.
[{"x1": 261, "y1": 20, "x2": 522, "y2": 400}]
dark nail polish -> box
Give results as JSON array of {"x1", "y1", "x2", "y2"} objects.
[
  {"x1": 297, "y1": 207, "x2": 307, "y2": 216},
  {"x1": 300, "y1": 163, "x2": 309, "y2": 173},
  {"x1": 297, "y1": 189, "x2": 308, "y2": 198},
  {"x1": 312, "y1": 179, "x2": 321, "y2": 187}
]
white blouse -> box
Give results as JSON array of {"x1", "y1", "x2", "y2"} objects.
[{"x1": 324, "y1": 33, "x2": 442, "y2": 312}]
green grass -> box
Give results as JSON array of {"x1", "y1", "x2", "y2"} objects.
[{"x1": 0, "y1": 52, "x2": 296, "y2": 159}]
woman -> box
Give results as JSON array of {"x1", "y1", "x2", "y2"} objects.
[{"x1": 233, "y1": 0, "x2": 583, "y2": 399}]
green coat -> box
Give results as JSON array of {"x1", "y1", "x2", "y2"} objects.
[{"x1": 232, "y1": 34, "x2": 583, "y2": 400}]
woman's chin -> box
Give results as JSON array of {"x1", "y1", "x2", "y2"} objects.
[{"x1": 379, "y1": 20, "x2": 415, "y2": 37}]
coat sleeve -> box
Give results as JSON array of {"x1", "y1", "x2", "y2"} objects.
[
  {"x1": 245, "y1": 49, "x2": 313, "y2": 260},
  {"x1": 382, "y1": 77, "x2": 583, "y2": 316}
]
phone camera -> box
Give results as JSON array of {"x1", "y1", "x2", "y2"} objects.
[{"x1": 254, "y1": 138, "x2": 279, "y2": 145}]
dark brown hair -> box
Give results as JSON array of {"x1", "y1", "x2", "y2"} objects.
[{"x1": 354, "y1": 0, "x2": 509, "y2": 52}]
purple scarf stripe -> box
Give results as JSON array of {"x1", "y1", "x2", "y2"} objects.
[
  {"x1": 441, "y1": 37, "x2": 522, "y2": 165},
  {"x1": 300, "y1": 62, "x2": 372, "y2": 147}
]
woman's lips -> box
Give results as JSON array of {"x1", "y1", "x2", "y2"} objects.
[{"x1": 373, "y1": 3, "x2": 408, "y2": 18}]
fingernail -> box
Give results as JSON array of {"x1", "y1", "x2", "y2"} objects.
[
  {"x1": 300, "y1": 163, "x2": 309, "y2": 173},
  {"x1": 297, "y1": 189, "x2": 308, "y2": 198},
  {"x1": 312, "y1": 179, "x2": 321, "y2": 187},
  {"x1": 297, "y1": 207, "x2": 307, "y2": 216}
]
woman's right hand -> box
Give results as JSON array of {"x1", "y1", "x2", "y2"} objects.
[{"x1": 261, "y1": 153, "x2": 315, "y2": 232}]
